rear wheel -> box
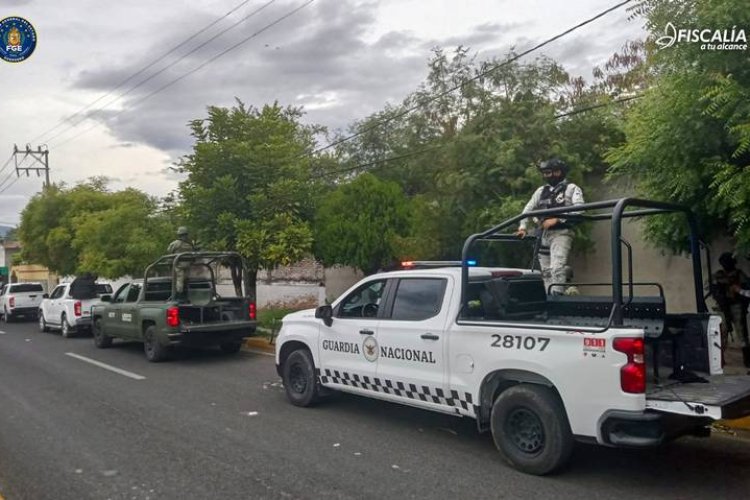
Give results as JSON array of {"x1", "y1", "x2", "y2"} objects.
[
  {"x1": 490, "y1": 384, "x2": 573, "y2": 475},
  {"x1": 38, "y1": 311, "x2": 49, "y2": 332},
  {"x1": 2, "y1": 308, "x2": 12, "y2": 323},
  {"x1": 92, "y1": 318, "x2": 112, "y2": 348},
  {"x1": 282, "y1": 349, "x2": 320, "y2": 407},
  {"x1": 61, "y1": 314, "x2": 74, "y2": 338},
  {"x1": 143, "y1": 325, "x2": 168, "y2": 362},
  {"x1": 219, "y1": 341, "x2": 243, "y2": 354}
]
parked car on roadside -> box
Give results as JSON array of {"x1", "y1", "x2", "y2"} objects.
[
  {"x1": 38, "y1": 276, "x2": 113, "y2": 337},
  {"x1": 0, "y1": 282, "x2": 45, "y2": 322}
]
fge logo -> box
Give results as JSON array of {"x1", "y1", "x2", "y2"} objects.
[{"x1": 0, "y1": 16, "x2": 37, "y2": 63}]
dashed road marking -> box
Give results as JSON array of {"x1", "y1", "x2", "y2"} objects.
[{"x1": 65, "y1": 353, "x2": 146, "y2": 380}]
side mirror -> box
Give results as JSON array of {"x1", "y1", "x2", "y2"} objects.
[
  {"x1": 42, "y1": 293, "x2": 49, "y2": 299},
  {"x1": 315, "y1": 305, "x2": 333, "y2": 327},
  {"x1": 100, "y1": 294, "x2": 112, "y2": 302}
]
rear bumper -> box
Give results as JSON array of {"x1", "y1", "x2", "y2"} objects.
[
  {"x1": 599, "y1": 410, "x2": 712, "y2": 448},
  {"x1": 165, "y1": 322, "x2": 256, "y2": 347},
  {"x1": 74, "y1": 316, "x2": 92, "y2": 328},
  {"x1": 6, "y1": 307, "x2": 37, "y2": 317}
]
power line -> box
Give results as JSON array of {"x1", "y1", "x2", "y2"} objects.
[
  {"x1": 0, "y1": 176, "x2": 20, "y2": 195},
  {"x1": 45, "y1": 0, "x2": 279, "y2": 146},
  {"x1": 0, "y1": 156, "x2": 12, "y2": 178},
  {"x1": 309, "y1": 0, "x2": 633, "y2": 157},
  {"x1": 51, "y1": 0, "x2": 315, "y2": 150},
  {"x1": 30, "y1": 0, "x2": 260, "y2": 144},
  {"x1": 553, "y1": 93, "x2": 644, "y2": 119},
  {"x1": 321, "y1": 92, "x2": 643, "y2": 180}
]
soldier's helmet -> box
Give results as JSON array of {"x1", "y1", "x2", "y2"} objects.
[
  {"x1": 538, "y1": 158, "x2": 570, "y2": 175},
  {"x1": 177, "y1": 226, "x2": 189, "y2": 236}
]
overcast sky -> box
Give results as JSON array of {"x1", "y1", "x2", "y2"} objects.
[{"x1": 0, "y1": 0, "x2": 646, "y2": 227}]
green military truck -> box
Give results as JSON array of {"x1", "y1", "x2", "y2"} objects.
[{"x1": 91, "y1": 251, "x2": 257, "y2": 362}]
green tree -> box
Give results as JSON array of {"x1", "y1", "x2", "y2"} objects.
[
  {"x1": 314, "y1": 173, "x2": 410, "y2": 274},
  {"x1": 17, "y1": 180, "x2": 171, "y2": 278},
  {"x1": 176, "y1": 100, "x2": 323, "y2": 298},
  {"x1": 608, "y1": 0, "x2": 750, "y2": 250},
  {"x1": 333, "y1": 48, "x2": 625, "y2": 261}
]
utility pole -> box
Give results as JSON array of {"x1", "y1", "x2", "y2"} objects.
[{"x1": 13, "y1": 144, "x2": 49, "y2": 187}]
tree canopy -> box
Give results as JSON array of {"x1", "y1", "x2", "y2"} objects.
[{"x1": 17, "y1": 179, "x2": 172, "y2": 278}]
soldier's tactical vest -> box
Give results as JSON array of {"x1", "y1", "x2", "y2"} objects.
[{"x1": 537, "y1": 181, "x2": 572, "y2": 229}]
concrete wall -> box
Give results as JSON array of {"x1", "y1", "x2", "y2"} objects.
[
  {"x1": 323, "y1": 265, "x2": 363, "y2": 303},
  {"x1": 256, "y1": 282, "x2": 326, "y2": 309}
]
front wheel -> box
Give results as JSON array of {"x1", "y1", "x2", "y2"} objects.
[
  {"x1": 92, "y1": 318, "x2": 112, "y2": 348},
  {"x1": 143, "y1": 325, "x2": 168, "y2": 362},
  {"x1": 490, "y1": 384, "x2": 573, "y2": 475},
  {"x1": 282, "y1": 349, "x2": 320, "y2": 407}
]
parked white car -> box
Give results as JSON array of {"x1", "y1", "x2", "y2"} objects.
[
  {"x1": 0, "y1": 282, "x2": 45, "y2": 322},
  {"x1": 39, "y1": 277, "x2": 113, "y2": 337}
]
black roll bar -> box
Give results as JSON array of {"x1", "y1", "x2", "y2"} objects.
[{"x1": 460, "y1": 198, "x2": 707, "y2": 328}]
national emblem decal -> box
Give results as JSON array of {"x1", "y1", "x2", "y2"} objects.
[{"x1": 363, "y1": 335, "x2": 379, "y2": 362}]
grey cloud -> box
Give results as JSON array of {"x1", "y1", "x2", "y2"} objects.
[{"x1": 67, "y1": 0, "x2": 431, "y2": 152}]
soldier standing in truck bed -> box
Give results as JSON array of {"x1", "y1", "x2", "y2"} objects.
[{"x1": 168, "y1": 226, "x2": 196, "y2": 301}]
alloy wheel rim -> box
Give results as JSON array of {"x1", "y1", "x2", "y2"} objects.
[
  {"x1": 289, "y1": 363, "x2": 307, "y2": 394},
  {"x1": 505, "y1": 407, "x2": 545, "y2": 455}
]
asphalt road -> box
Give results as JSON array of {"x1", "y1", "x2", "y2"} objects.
[{"x1": 1, "y1": 320, "x2": 750, "y2": 500}]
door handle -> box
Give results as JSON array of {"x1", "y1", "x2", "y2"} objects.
[
  {"x1": 421, "y1": 333, "x2": 439, "y2": 340},
  {"x1": 359, "y1": 329, "x2": 374, "y2": 335}
]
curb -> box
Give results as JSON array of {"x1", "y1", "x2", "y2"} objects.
[
  {"x1": 244, "y1": 335, "x2": 275, "y2": 354},
  {"x1": 719, "y1": 416, "x2": 750, "y2": 431}
]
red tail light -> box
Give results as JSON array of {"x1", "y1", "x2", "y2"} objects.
[
  {"x1": 166, "y1": 306, "x2": 180, "y2": 328},
  {"x1": 248, "y1": 302, "x2": 257, "y2": 321},
  {"x1": 8, "y1": 296, "x2": 14, "y2": 308},
  {"x1": 74, "y1": 301, "x2": 82, "y2": 317},
  {"x1": 613, "y1": 337, "x2": 646, "y2": 394}
]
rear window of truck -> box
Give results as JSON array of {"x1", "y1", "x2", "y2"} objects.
[{"x1": 10, "y1": 284, "x2": 44, "y2": 293}]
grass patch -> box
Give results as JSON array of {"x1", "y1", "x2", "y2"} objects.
[{"x1": 257, "y1": 307, "x2": 298, "y2": 332}]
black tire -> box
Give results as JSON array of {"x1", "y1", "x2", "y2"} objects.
[
  {"x1": 2, "y1": 308, "x2": 12, "y2": 323},
  {"x1": 60, "y1": 314, "x2": 74, "y2": 338},
  {"x1": 38, "y1": 311, "x2": 49, "y2": 332},
  {"x1": 219, "y1": 341, "x2": 243, "y2": 354},
  {"x1": 490, "y1": 384, "x2": 573, "y2": 475},
  {"x1": 143, "y1": 325, "x2": 168, "y2": 362},
  {"x1": 282, "y1": 349, "x2": 320, "y2": 407},
  {"x1": 92, "y1": 318, "x2": 112, "y2": 348}
]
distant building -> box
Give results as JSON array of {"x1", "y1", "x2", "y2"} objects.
[{"x1": 0, "y1": 240, "x2": 21, "y2": 285}]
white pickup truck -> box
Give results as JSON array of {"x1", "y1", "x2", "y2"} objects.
[
  {"x1": 275, "y1": 198, "x2": 750, "y2": 475},
  {"x1": 0, "y1": 282, "x2": 45, "y2": 322},
  {"x1": 38, "y1": 276, "x2": 113, "y2": 337}
]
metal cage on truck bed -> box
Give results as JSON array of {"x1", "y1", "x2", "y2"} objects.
[{"x1": 460, "y1": 198, "x2": 708, "y2": 329}]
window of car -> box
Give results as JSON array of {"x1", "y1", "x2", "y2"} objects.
[
  {"x1": 50, "y1": 286, "x2": 66, "y2": 299},
  {"x1": 336, "y1": 279, "x2": 387, "y2": 319},
  {"x1": 10, "y1": 283, "x2": 44, "y2": 293},
  {"x1": 125, "y1": 284, "x2": 141, "y2": 303},
  {"x1": 112, "y1": 284, "x2": 130, "y2": 303},
  {"x1": 95, "y1": 283, "x2": 113, "y2": 295},
  {"x1": 389, "y1": 278, "x2": 447, "y2": 321}
]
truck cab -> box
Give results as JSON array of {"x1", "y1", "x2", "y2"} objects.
[{"x1": 275, "y1": 198, "x2": 750, "y2": 475}]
